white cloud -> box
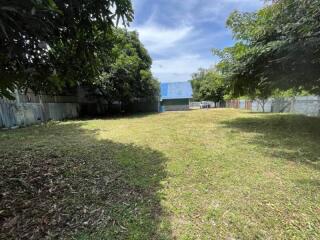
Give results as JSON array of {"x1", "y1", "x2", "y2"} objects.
[
  {"x1": 133, "y1": 23, "x2": 193, "y2": 55},
  {"x1": 130, "y1": 0, "x2": 264, "y2": 82},
  {"x1": 187, "y1": 0, "x2": 264, "y2": 24},
  {"x1": 153, "y1": 55, "x2": 212, "y2": 74},
  {"x1": 152, "y1": 54, "x2": 216, "y2": 82}
]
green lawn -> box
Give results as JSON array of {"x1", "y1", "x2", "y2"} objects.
[{"x1": 1, "y1": 109, "x2": 320, "y2": 239}]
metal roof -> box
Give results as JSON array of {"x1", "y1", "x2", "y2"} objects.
[{"x1": 160, "y1": 82, "x2": 193, "y2": 100}]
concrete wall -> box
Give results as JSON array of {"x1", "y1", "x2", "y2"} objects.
[
  {"x1": 0, "y1": 90, "x2": 160, "y2": 128},
  {"x1": 252, "y1": 100, "x2": 273, "y2": 113},
  {"x1": 239, "y1": 100, "x2": 246, "y2": 109},
  {"x1": 161, "y1": 98, "x2": 190, "y2": 111},
  {"x1": 0, "y1": 98, "x2": 79, "y2": 128},
  {"x1": 163, "y1": 105, "x2": 189, "y2": 111},
  {"x1": 251, "y1": 96, "x2": 320, "y2": 117}
]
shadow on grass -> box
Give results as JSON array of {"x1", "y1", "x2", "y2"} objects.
[
  {"x1": 94, "y1": 112, "x2": 160, "y2": 121},
  {"x1": 295, "y1": 179, "x2": 320, "y2": 188},
  {"x1": 0, "y1": 123, "x2": 171, "y2": 239},
  {"x1": 221, "y1": 113, "x2": 320, "y2": 171}
]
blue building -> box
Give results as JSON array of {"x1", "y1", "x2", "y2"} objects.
[{"x1": 160, "y1": 82, "x2": 193, "y2": 111}]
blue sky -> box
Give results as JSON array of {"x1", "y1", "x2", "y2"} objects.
[{"x1": 130, "y1": 0, "x2": 264, "y2": 83}]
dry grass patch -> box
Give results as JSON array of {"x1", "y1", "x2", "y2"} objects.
[{"x1": 1, "y1": 109, "x2": 320, "y2": 239}]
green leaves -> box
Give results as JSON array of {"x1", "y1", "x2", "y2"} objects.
[
  {"x1": 191, "y1": 69, "x2": 225, "y2": 102},
  {"x1": 214, "y1": 0, "x2": 320, "y2": 100},
  {"x1": 91, "y1": 28, "x2": 159, "y2": 107},
  {"x1": 0, "y1": 0, "x2": 134, "y2": 97}
]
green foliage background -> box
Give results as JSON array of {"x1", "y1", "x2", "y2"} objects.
[
  {"x1": 0, "y1": 0, "x2": 159, "y2": 103},
  {"x1": 213, "y1": 0, "x2": 320, "y2": 100}
]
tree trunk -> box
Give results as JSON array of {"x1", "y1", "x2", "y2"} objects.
[
  {"x1": 261, "y1": 99, "x2": 266, "y2": 113},
  {"x1": 257, "y1": 99, "x2": 266, "y2": 113}
]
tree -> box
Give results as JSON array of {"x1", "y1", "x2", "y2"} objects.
[
  {"x1": 213, "y1": 0, "x2": 320, "y2": 101},
  {"x1": 0, "y1": 0, "x2": 134, "y2": 98},
  {"x1": 191, "y1": 68, "x2": 225, "y2": 106},
  {"x1": 91, "y1": 29, "x2": 159, "y2": 110}
]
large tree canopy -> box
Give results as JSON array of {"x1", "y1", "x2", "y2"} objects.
[
  {"x1": 191, "y1": 68, "x2": 225, "y2": 103},
  {"x1": 0, "y1": 0, "x2": 134, "y2": 98},
  {"x1": 214, "y1": 0, "x2": 320, "y2": 99},
  {"x1": 93, "y1": 29, "x2": 159, "y2": 105}
]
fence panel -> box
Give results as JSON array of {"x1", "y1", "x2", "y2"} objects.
[
  {"x1": 226, "y1": 96, "x2": 320, "y2": 116},
  {"x1": 1, "y1": 90, "x2": 160, "y2": 128}
]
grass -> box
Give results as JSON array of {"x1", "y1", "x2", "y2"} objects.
[{"x1": 1, "y1": 109, "x2": 320, "y2": 239}]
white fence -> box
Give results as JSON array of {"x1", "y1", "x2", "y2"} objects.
[
  {"x1": 225, "y1": 96, "x2": 320, "y2": 117},
  {"x1": 0, "y1": 89, "x2": 160, "y2": 128},
  {"x1": 251, "y1": 96, "x2": 320, "y2": 117},
  {"x1": 0, "y1": 91, "x2": 80, "y2": 128}
]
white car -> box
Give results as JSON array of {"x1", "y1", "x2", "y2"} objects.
[{"x1": 200, "y1": 101, "x2": 210, "y2": 109}]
